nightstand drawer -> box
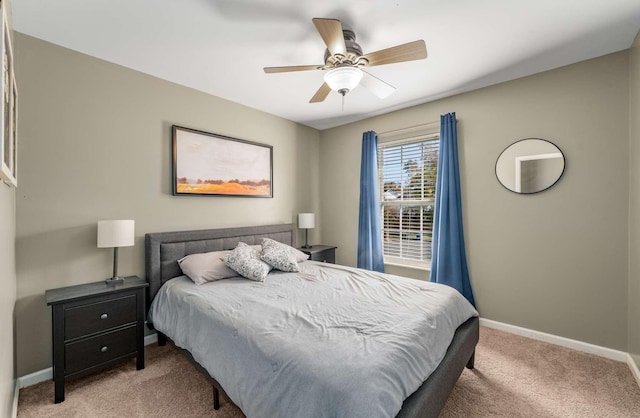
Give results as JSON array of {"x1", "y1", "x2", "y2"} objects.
[
  {"x1": 310, "y1": 251, "x2": 335, "y2": 263},
  {"x1": 65, "y1": 325, "x2": 137, "y2": 375},
  {"x1": 65, "y1": 295, "x2": 136, "y2": 340}
]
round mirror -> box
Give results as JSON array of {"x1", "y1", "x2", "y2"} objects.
[{"x1": 495, "y1": 138, "x2": 565, "y2": 194}]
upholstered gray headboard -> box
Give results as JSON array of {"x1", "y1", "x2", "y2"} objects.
[{"x1": 144, "y1": 223, "x2": 296, "y2": 312}]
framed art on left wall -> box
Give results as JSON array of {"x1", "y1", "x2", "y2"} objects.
[{"x1": 0, "y1": 4, "x2": 17, "y2": 187}]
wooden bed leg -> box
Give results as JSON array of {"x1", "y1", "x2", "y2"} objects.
[
  {"x1": 157, "y1": 332, "x2": 167, "y2": 346},
  {"x1": 466, "y1": 351, "x2": 475, "y2": 369},
  {"x1": 213, "y1": 387, "x2": 220, "y2": 410}
]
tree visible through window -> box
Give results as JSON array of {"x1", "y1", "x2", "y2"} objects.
[{"x1": 378, "y1": 135, "x2": 439, "y2": 267}]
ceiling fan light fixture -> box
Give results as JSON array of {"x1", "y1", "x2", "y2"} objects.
[{"x1": 324, "y1": 67, "x2": 363, "y2": 95}]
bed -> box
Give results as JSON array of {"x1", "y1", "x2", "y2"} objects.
[{"x1": 145, "y1": 223, "x2": 479, "y2": 418}]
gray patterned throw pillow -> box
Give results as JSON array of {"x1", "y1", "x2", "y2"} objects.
[
  {"x1": 221, "y1": 242, "x2": 272, "y2": 282},
  {"x1": 260, "y1": 238, "x2": 300, "y2": 272}
]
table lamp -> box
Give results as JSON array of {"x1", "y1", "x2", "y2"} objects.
[
  {"x1": 298, "y1": 213, "x2": 315, "y2": 249},
  {"x1": 98, "y1": 220, "x2": 135, "y2": 284}
]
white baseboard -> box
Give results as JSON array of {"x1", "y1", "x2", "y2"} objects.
[
  {"x1": 17, "y1": 367, "x2": 52, "y2": 389},
  {"x1": 144, "y1": 333, "x2": 158, "y2": 346},
  {"x1": 11, "y1": 379, "x2": 19, "y2": 418},
  {"x1": 628, "y1": 353, "x2": 640, "y2": 387},
  {"x1": 479, "y1": 318, "x2": 627, "y2": 362},
  {"x1": 17, "y1": 332, "x2": 160, "y2": 390}
]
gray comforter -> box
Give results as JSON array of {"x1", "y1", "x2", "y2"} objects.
[{"x1": 149, "y1": 261, "x2": 478, "y2": 418}]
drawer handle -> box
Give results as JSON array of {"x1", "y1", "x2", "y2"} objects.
[
  {"x1": 100, "y1": 313, "x2": 108, "y2": 320},
  {"x1": 100, "y1": 346, "x2": 108, "y2": 353}
]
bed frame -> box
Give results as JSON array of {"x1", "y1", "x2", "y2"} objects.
[{"x1": 145, "y1": 223, "x2": 479, "y2": 418}]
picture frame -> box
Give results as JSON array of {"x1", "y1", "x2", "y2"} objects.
[
  {"x1": 172, "y1": 125, "x2": 273, "y2": 197},
  {"x1": 0, "y1": 4, "x2": 16, "y2": 187}
]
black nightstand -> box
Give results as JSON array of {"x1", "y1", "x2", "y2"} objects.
[
  {"x1": 45, "y1": 276, "x2": 148, "y2": 403},
  {"x1": 299, "y1": 245, "x2": 337, "y2": 264}
]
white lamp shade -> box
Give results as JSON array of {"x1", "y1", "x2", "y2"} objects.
[
  {"x1": 324, "y1": 67, "x2": 363, "y2": 93},
  {"x1": 97, "y1": 220, "x2": 135, "y2": 248},
  {"x1": 298, "y1": 213, "x2": 316, "y2": 229}
]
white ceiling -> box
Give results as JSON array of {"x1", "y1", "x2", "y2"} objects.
[{"x1": 12, "y1": 0, "x2": 640, "y2": 130}]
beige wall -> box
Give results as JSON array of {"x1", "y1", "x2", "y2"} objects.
[
  {"x1": 320, "y1": 51, "x2": 630, "y2": 350},
  {"x1": 629, "y1": 31, "x2": 640, "y2": 368},
  {"x1": 1, "y1": 0, "x2": 17, "y2": 415},
  {"x1": 0, "y1": 180, "x2": 16, "y2": 417},
  {"x1": 14, "y1": 33, "x2": 321, "y2": 376}
]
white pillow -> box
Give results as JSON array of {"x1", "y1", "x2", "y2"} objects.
[
  {"x1": 178, "y1": 250, "x2": 237, "y2": 285},
  {"x1": 260, "y1": 238, "x2": 301, "y2": 272},
  {"x1": 221, "y1": 242, "x2": 272, "y2": 282}
]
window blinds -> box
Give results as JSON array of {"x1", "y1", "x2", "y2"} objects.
[{"x1": 378, "y1": 136, "x2": 439, "y2": 265}]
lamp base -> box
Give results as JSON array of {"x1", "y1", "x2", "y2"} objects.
[
  {"x1": 105, "y1": 277, "x2": 125, "y2": 285},
  {"x1": 301, "y1": 228, "x2": 312, "y2": 249}
]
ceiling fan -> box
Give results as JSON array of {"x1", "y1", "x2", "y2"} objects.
[{"x1": 263, "y1": 18, "x2": 428, "y2": 103}]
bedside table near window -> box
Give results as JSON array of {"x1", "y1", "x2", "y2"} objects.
[
  {"x1": 45, "y1": 276, "x2": 148, "y2": 403},
  {"x1": 299, "y1": 245, "x2": 337, "y2": 264}
]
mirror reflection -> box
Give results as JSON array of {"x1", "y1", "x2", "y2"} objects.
[{"x1": 496, "y1": 138, "x2": 565, "y2": 194}]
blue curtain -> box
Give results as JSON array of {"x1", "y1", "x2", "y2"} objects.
[
  {"x1": 357, "y1": 131, "x2": 384, "y2": 272},
  {"x1": 429, "y1": 113, "x2": 476, "y2": 306}
]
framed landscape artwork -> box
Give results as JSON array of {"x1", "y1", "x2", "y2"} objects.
[
  {"x1": 172, "y1": 125, "x2": 273, "y2": 197},
  {"x1": 0, "y1": 4, "x2": 17, "y2": 187}
]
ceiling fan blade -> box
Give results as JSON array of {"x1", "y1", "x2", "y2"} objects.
[
  {"x1": 360, "y1": 70, "x2": 396, "y2": 99},
  {"x1": 309, "y1": 83, "x2": 332, "y2": 103},
  {"x1": 363, "y1": 40, "x2": 427, "y2": 66},
  {"x1": 264, "y1": 65, "x2": 322, "y2": 74},
  {"x1": 312, "y1": 18, "x2": 346, "y2": 56}
]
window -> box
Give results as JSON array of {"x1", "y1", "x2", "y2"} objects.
[{"x1": 378, "y1": 133, "x2": 439, "y2": 268}]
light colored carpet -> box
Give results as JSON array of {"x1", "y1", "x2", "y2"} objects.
[{"x1": 18, "y1": 326, "x2": 640, "y2": 417}]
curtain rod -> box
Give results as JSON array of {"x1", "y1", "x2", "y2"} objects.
[
  {"x1": 377, "y1": 119, "x2": 459, "y2": 136},
  {"x1": 377, "y1": 121, "x2": 440, "y2": 136}
]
